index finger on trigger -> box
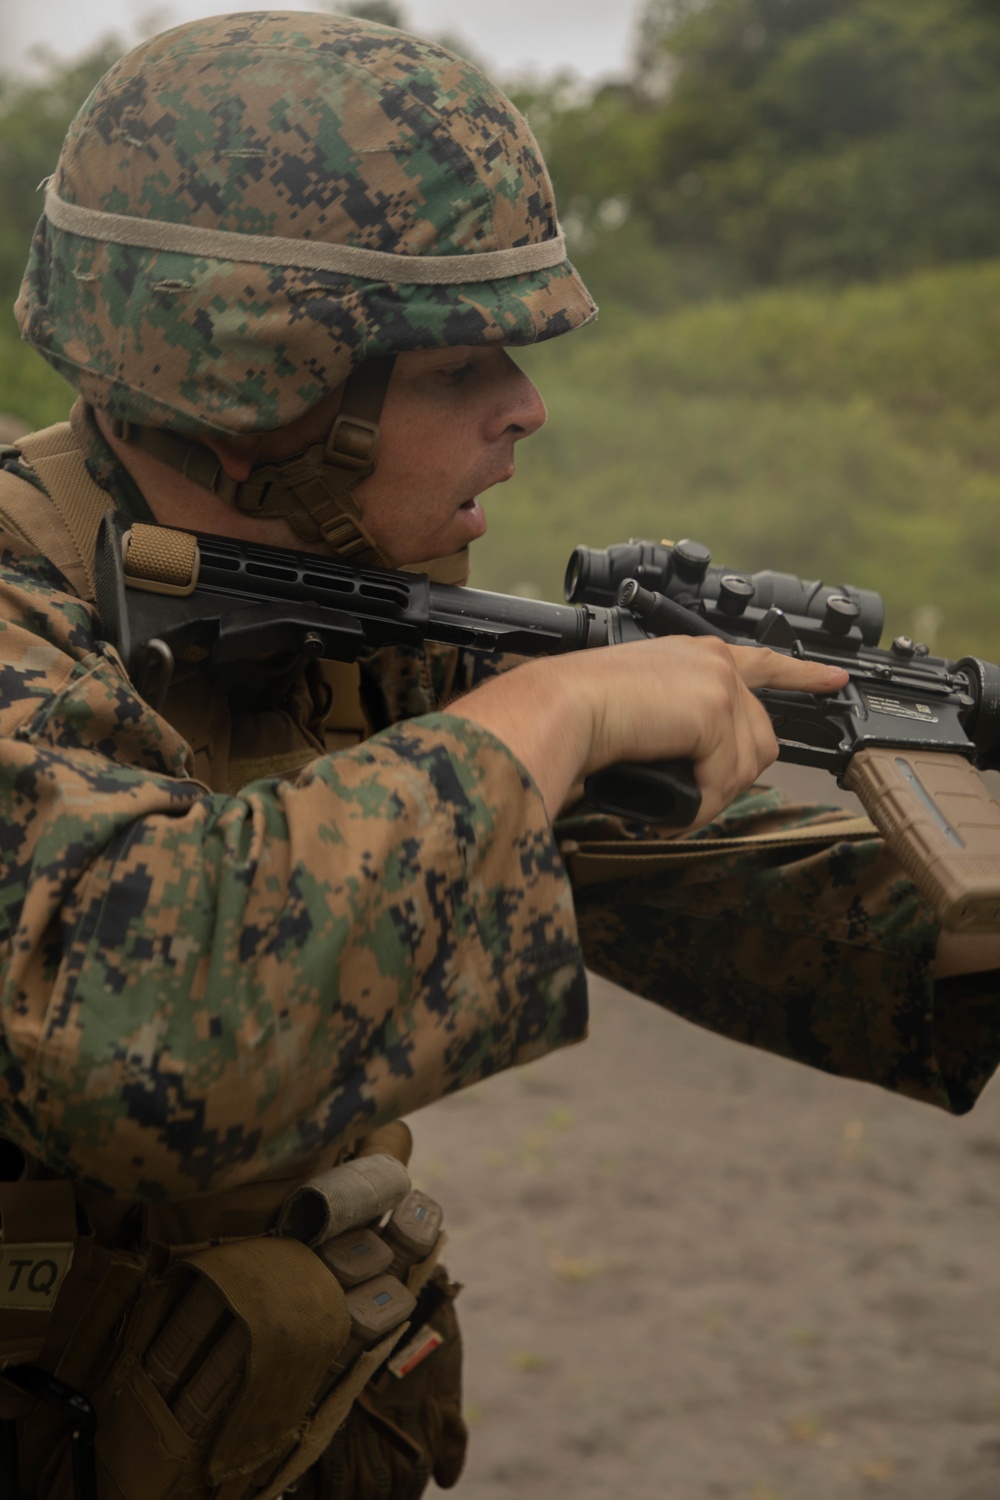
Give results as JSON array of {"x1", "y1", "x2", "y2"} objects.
[{"x1": 729, "y1": 646, "x2": 849, "y2": 695}]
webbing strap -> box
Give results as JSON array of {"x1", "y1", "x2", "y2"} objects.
[
  {"x1": 563, "y1": 814, "x2": 878, "y2": 886},
  {"x1": 0, "y1": 469, "x2": 79, "y2": 583},
  {"x1": 232, "y1": 356, "x2": 392, "y2": 561},
  {"x1": 0, "y1": 424, "x2": 110, "y2": 601},
  {"x1": 303, "y1": 357, "x2": 393, "y2": 556},
  {"x1": 118, "y1": 358, "x2": 396, "y2": 564},
  {"x1": 45, "y1": 184, "x2": 569, "y2": 285}
]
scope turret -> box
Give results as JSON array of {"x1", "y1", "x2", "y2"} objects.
[{"x1": 565, "y1": 538, "x2": 884, "y2": 648}]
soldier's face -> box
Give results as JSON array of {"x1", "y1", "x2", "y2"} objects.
[{"x1": 353, "y1": 346, "x2": 547, "y2": 564}]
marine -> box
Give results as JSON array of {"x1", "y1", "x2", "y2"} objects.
[{"x1": 0, "y1": 10, "x2": 998, "y2": 1498}]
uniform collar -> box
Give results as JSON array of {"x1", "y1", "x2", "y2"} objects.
[{"x1": 72, "y1": 400, "x2": 158, "y2": 525}]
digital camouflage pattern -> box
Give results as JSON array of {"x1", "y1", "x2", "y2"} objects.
[
  {"x1": 0, "y1": 424, "x2": 587, "y2": 1196},
  {"x1": 562, "y1": 795, "x2": 1000, "y2": 1116},
  {"x1": 0, "y1": 558, "x2": 587, "y2": 1195},
  {"x1": 0, "y1": 420, "x2": 998, "y2": 1204},
  {"x1": 16, "y1": 11, "x2": 596, "y2": 437}
]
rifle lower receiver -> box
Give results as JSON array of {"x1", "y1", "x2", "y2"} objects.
[{"x1": 93, "y1": 514, "x2": 1000, "y2": 931}]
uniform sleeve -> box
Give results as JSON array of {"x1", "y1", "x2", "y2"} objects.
[
  {"x1": 0, "y1": 539, "x2": 587, "y2": 1198},
  {"x1": 373, "y1": 638, "x2": 1000, "y2": 1114},
  {"x1": 558, "y1": 788, "x2": 1000, "y2": 1115}
]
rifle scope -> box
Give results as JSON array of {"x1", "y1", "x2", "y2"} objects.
[{"x1": 565, "y1": 539, "x2": 885, "y2": 648}]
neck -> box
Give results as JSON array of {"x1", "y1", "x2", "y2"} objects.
[{"x1": 94, "y1": 411, "x2": 332, "y2": 554}]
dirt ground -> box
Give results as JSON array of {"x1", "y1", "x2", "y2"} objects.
[{"x1": 409, "y1": 767, "x2": 1000, "y2": 1500}]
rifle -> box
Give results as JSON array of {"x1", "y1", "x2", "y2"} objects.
[{"x1": 94, "y1": 512, "x2": 1000, "y2": 933}]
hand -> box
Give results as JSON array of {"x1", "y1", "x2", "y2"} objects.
[{"x1": 451, "y1": 638, "x2": 848, "y2": 829}]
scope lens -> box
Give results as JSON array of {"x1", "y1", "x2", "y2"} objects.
[{"x1": 564, "y1": 549, "x2": 586, "y2": 603}]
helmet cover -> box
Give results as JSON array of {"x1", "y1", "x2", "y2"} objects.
[{"x1": 16, "y1": 10, "x2": 596, "y2": 436}]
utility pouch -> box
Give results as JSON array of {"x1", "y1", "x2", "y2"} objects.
[
  {"x1": 0, "y1": 1177, "x2": 79, "y2": 1369},
  {"x1": 77, "y1": 1234, "x2": 357, "y2": 1500},
  {"x1": 4, "y1": 1134, "x2": 427, "y2": 1498},
  {"x1": 316, "y1": 1269, "x2": 467, "y2": 1500}
]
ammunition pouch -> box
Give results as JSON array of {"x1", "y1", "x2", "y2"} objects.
[
  {"x1": 317, "y1": 1268, "x2": 467, "y2": 1500},
  {"x1": 62, "y1": 1236, "x2": 393, "y2": 1500},
  {"x1": 0, "y1": 1123, "x2": 453, "y2": 1500}
]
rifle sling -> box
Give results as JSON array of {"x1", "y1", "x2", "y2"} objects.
[
  {"x1": 0, "y1": 423, "x2": 109, "y2": 601},
  {"x1": 562, "y1": 815, "x2": 878, "y2": 886}
]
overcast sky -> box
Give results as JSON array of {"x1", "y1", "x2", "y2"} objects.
[{"x1": 6, "y1": 1, "x2": 642, "y2": 82}]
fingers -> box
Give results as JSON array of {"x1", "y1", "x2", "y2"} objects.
[
  {"x1": 691, "y1": 676, "x2": 777, "y2": 821},
  {"x1": 450, "y1": 633, "x2": 848, "y2": 830},
  {"x1": 682, "y1": 641, "x2": 845, "y2": 824},
  {"x1": 730, "y1": 644, "x2": 848, "y2": 694}
]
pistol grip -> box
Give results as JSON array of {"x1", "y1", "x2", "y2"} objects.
[
  {"x1": 583, "y1": 758, "x2": 702, "y2": 827},
  {"x1": 843, "y1": 748, "x2": 1000, "y2": 931}
]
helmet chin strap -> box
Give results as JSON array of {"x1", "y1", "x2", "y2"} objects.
[{"x1": 111, "y1": 356, "x2": 397, "y2": 565}]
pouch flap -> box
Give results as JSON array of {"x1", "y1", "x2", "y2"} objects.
[
  {"x1": 96, "y1": 1362, "x2": 193, "y2": 1500},
  {"x1": 230, "y1": 1325, "x2": 405, "y2": 1500},
  {"x1": 190, "y1": 1236, "x2": 350, "y2": 1484}
]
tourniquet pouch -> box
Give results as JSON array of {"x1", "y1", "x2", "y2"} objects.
[
  {"x1": 0, "y1": 1176, "x2": 81, "y2": 1369},
  {"x1": 315, "y1": 1267, "x2": 467, "y2": 1500},
  {"x1": 35, "y1": 1233, "x2": 384, "y2": 1500}
]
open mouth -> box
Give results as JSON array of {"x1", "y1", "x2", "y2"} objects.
[{"x1": 455, "y1": 496, "x2": 487, "y2": 539}]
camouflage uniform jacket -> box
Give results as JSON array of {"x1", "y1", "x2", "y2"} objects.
[{"x1": 0, "y1": 406, "x2": 996, "y2": 1201}]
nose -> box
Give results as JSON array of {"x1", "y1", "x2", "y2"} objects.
[{"x1": 486, "y1": 352, "x2": 547, "y2": 443}]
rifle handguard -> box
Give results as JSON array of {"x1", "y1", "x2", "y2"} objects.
[{"x1": 844, "y1": 748, "x2": 1000, "y2": 931}]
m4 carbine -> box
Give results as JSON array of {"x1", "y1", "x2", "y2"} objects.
[{"x1": 94, "y1": 513, "x2": 1000, "y2": 933}]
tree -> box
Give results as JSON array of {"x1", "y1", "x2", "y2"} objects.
[
  {"x1": 0, "y1": 43, "x2": 122, "y2": 319},
  {"x1": 630, "y1": 0, "x2": 1000, "y2": 285},
  {"x1": 525, "y1": 0, "x2": 1000, "y2": 301}
]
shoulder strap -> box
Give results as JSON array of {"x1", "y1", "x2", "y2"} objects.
[
  {"x1": 0, "y1": 423, "x2": 113, "y2": 601},
  {"x1": 563, "y1": 815, "x2": 878, "y2": 886}
]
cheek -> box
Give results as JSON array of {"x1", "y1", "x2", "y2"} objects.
[{"x1": 375, "y1": 425, "x2": 466, "y2": 494}]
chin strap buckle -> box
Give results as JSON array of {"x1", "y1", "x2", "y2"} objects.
[{"x1": 325, "y1": 413, "x2": 380, "y2": 474}]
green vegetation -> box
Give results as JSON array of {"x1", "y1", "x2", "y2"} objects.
[
  {"x1": 533, "y1": 0, "x2": 1000, "y2": 308},
  {"x1": 0, "y1": 42, "x2": 117, "y2": 429},
  {"x1": 0, "y1": 337, "x2": 73, "y2": 432},
  {"x1": 476, "y1": 260, "x2": 1000, "y2": 660},
  {"x1": 0, "y1": 43, "x2": 119, "y2": 310},
  {"x1": 1, "y1": 2, "x2": 999, "y2": 659}
]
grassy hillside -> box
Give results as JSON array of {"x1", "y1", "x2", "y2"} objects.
[
  {"x1": 473, "y1": 259, "x2": 1000, "y2": 661},
  {"x1": 2, "y1": 257, "x2": 1000, "y2": 659},
  {"x1": 0, "y1": 332, "x2": 74, "y2": 432}
]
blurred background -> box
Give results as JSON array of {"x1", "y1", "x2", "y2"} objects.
[
  {"x1": 5, "y1": 9, "x2": 1000, "y2": 1498},
  {"x1": 3, "y1": 0, "x2": 1000, "y2": 657}
]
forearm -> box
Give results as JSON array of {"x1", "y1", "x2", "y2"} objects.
[
  {"x1": 449, "y1": 635, "x2": 849, "y2": 832},
  {"x1": 447, "y1": 657, "x2": 590, "y2": 820},
  {"x1": 561, "y1": 786, "x2": 1000, "y2": 1114},
  {"x1": 2, "y1": 712, "x2": 586, "y2": 1198}
]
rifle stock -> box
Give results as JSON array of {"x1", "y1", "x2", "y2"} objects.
[{"x1": 93, "y1": 513, "x2": 1000, "y2": 932}]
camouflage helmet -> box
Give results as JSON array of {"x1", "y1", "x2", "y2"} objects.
[{"x1": 15, "y1": 10, "x2": 597, "y2": 439}]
